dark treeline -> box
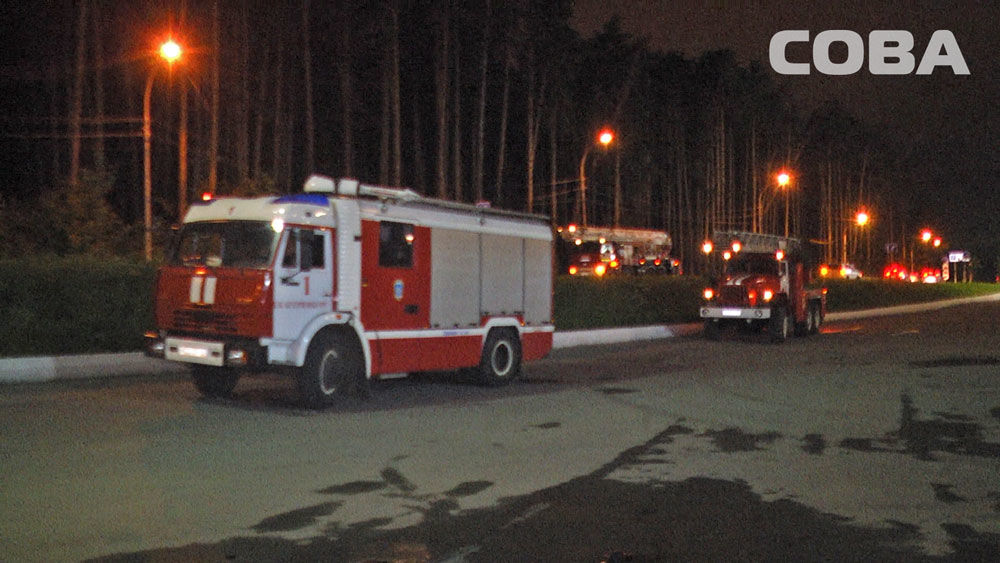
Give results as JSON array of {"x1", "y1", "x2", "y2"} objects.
[{"x1": 1, "y1": 0, "x2": 925, "y2": 273}]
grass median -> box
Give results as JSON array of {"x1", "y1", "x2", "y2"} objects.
[{"x1": 1, "y1": 256, "x2": 997, "y2": 356}]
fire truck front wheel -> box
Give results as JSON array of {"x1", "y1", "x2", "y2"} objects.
[
  {"x1": 191, "y1": 365, "x2": 240, "y2": 398},
  {"x1": 299, "y1": 330, "x2": 364, "y2": 408},
  {"x1": 476, "y1": 329, "x2": 522, "y2": 386},
  {"x1": 769, "y1": 305, "x2": 791, "y2": 343}
]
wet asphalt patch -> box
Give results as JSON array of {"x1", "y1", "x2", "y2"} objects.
[
  {"x1": 596, "y1": 387, "x2": 639, "y2": 395},
  {"x1": 910, "y1": 355, "x2": 1000, "y2": 368},
  {"x1": 704, "y1": 427, "x2": 782, "y2": 453},
  {"x1": 94, "y1": 420, "x2": 964, "y2": 562},
  {"x1": 839, "y1": 394, "x2": 1000, "y2": 461},
  {"x1": 801, "y1": 433, "x2": 827, "y2": 455}
]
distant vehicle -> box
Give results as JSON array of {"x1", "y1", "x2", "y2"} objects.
[
  {"x1": 557, "y1": 224, "x2": 679, "y2": 276},
  {"x1": 883, "y1": 263, "x2": 909, "y2": 281},
  {"x1": 701, "y1": 231, "x2": 826, "y2": 343},
  {"x1": 918, "y1": 267, "x2": 941, "y2": 283},
  {"x1": 819, "y1": 263, "x2": 862, "y2": 280}
]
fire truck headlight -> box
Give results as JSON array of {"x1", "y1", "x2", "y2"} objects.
[
  {"x1": 271, "y1": 217, "x2": 285, "y2": 233},
  {"x1": 226, "y1": 348, "x2": 248, "y2": 366},
  {"x1": 568, "y1": 265, "x2": 578, "y2": 275},
  {"x1": 144, "y1": 331, "x2": 165, "y2": 357},
  {"x1": 703, "y1": 288, "x2": 714, "y2": 300},
  {"x1": 594, "y1": 264, "x2": 607, "y2": 276},
  {"x1": 763, "y1": 289, "x2": 774, "y2": 302}
]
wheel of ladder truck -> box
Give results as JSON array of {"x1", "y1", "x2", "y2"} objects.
[
  {"x1": 769, "y1": 304, "x2": 791, "y2": 343},
  {"x1": 476, "y1": 328, "x2": 522, "y2": 386},
  {"x1": 191, "y1": 365, "x2": 240, "y2": 398},
  {"x1": 298, "y1": 330, "x2": 366, "y2": 408}
]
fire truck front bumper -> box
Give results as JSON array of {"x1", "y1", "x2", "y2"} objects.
[
  {"x1": 700, "y1": 306, "x2": 771, "y2": 320},
  {"x1": 144, "y1": 332, "x2": 263, "y2": 368}
]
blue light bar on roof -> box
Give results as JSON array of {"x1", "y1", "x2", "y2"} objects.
[{"x1": 271, "y1": 194, "x2": 329, "y2": 206}]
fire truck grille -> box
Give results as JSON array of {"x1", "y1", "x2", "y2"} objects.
[
  {"x1": 719, "y1": 286, "x2": 747, "y2": 305},
  {"x1": 173, "y1": 309, "x2": 238, "y2": 334}
]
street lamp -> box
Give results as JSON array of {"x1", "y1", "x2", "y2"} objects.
[
  {"x1": 143, "y1": 38, "x2": 182, "y2": 261},
  {"x1": 776, "y1": 170, "x2": 791, "y2": 237},
  {"x1": 842, "y1": 207, "x2": 872, "y2": 265},
  {"x1": 578, "y1": 127, "x2": 614, "y2": 226}
]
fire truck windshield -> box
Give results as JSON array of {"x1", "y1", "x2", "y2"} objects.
[
  {"x1": 170, "y1": 221, "x2": 280, "y2": 269},
  {"x1": 726, "y1": 253, "x2": 778, "y2": 276}
]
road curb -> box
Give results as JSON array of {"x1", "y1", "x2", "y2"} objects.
[{"x1": 3, "y1": 292, "x2": 998, "y2": 385}]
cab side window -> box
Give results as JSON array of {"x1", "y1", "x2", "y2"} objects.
[
  {"x1": 379, "y1": 222, "x2": 414, "y2": 268},
  {"x1": 281, "y1": 229, "x2": 326, "y2": 269}
]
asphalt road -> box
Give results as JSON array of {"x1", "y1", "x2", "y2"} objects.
[{"x1": 2, "y1": 303, "x2": 999, "y2": 562}]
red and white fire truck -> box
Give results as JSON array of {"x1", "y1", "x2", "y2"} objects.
[
  {"x1": 146, "y1": 175, "x2": 554, "y2": 407},
  {"x1": 557, "y1": 224, "x2": 678, "y2": 276},
  {"x1": 700, "y1": 231, "x2": 826, "y2": 343}
]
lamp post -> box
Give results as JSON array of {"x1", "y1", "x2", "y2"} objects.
[
  {"x1": 143, "y1": 39, "x2": 182, "y2": 261},
  {"x1": 842, "y1": 208, "x2": 871, "y2": 265},
  {"x1": 776, "y1": 170, "x2": 791, "y2": 237},
  {"x1": 578, "y1": 127, "x2": 614, "y2": 226}
]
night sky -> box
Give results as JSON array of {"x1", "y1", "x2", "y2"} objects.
[
  {"x1": 572, "y1": 0, "x2": 999, "y2": 262},
  {"x1": 0, "y1": 1, "x2": 997, "y2": 269}
]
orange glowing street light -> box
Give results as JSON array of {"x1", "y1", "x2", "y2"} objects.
[
  {"x1": 143, "y1": 38, "x2": 185, "y2": 261},
  {"x1": 775, "y1": 169, "x2": 793, "y2": 236},
  {"x1": 159, "y1": 39, "x2": 182, "y2": 63},
  {"x1": 579, "y1": 127, "x2": 616, "y2": 226},
  {"x1": 920, "y1": 229, "x2": 933, "y2": 243},
  {"x1": 856, "y1": 209, "x2": 870, "y2": 226}
]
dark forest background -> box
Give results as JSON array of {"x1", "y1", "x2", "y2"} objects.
[{"x1": 0, "y1": 0, "x2": 987, "y2": 276}]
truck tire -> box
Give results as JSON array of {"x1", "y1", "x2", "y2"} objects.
[
  {"x1": 808, "y1": 302, "x2": 822, "y2": 335},
  {"x1": 298, "y1": 330, "x2": 364, "y2": 409},
  {"x1": 191, "y1": 365, "x2": 240, "y2": 398},
  {"x1": 769, "y1": 305, "x2": 790, "y2": 343},
  {"x1": 704, "y1": 319, "x2": 721, "y2": 341},
  {"x1": 476, "y1": 329, "x2": 522, "y2": 386}
]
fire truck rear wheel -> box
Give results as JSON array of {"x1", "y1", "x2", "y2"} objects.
[
  {"x1": 191, "y1": 365, "x2": 240, "y2": 398},
  {"x1": 299, "y1": 331, "x2": 364, "y2": 408},
  {"x1": 808, "y1": 302, "x2": 822, "y2": 335},
  {"x1": 769, "y1": 305, "x2": 790, "y2": 343},
  {"x1": 477, "y1": 329, "x2": 522, "y2": 386}
]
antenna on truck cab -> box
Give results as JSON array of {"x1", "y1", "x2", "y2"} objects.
[{"x1": 303, "y1": 174, "x2": 421, "y2": 202}]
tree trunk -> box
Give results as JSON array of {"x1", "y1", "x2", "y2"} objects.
[
  {"x1": 208, "y1": 0, "x2": 220, "y2": 194},
  {"x1": 548, "y1": 101, "x2": 558, "y2": 222},
  {"x1": 434, "y1": 3, "x2": 450, "y2": 199},
  {"x1": 302, "y1": 0, "x2": 316, "y2": 174},
  {"x1": 494, "y1": 44, "x2": 512, "y2": 205},
  {"x1": 451, "y1": 42, "x2": 462, "y2": 200},
  {"x1": 236, "y1": 2, "x2": 250, "y2": 181},
  {"x1": 473, "y1": 0, "x2": 491, "y2": 202},
  {"x1": 389, "y1": 2, "x2": 402, "y2": 185},
  {"x1": 90, "y1": 0, "x2": 105, "y2": 170},
  {"x1": 69, "y1": 0, "x2": 87, "y2": 187}
]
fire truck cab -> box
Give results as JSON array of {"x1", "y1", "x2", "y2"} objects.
[{"x1": 146, "y1": 175, "x2": 554, "y2": 407}]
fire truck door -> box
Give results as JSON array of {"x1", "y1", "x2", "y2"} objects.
[
  {"x1": 360, "y1": 220, "x2": 430, "y2": 331},
  {"x1": 272, "y1": 228, "x2": 333, "y2": 341}
]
